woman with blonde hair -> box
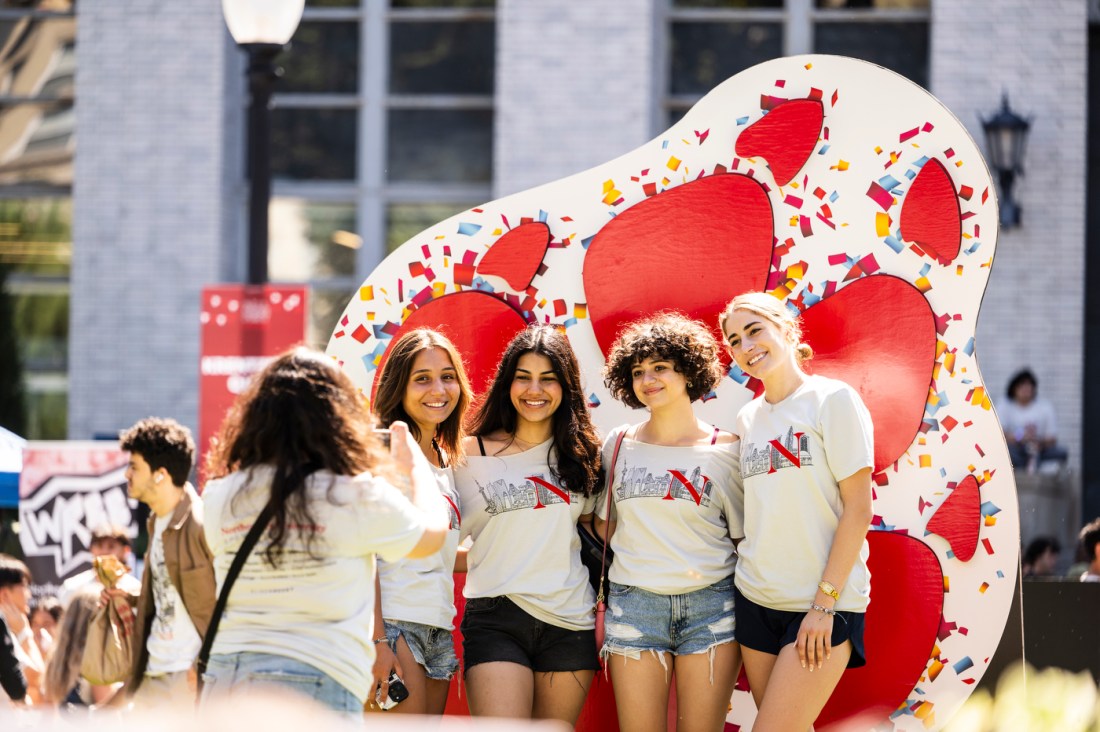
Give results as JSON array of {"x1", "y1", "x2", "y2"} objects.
[
  {"x1": 720, "y1": 292, "x2": 874, "y2": 731},
  {"x1": 368, "y1": 328, "x2": 473, "y2": 714},
  {"x1": 43, "y1": 586, "x2": 109, "y2": 707}
]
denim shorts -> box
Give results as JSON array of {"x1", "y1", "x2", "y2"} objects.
[
  {"x1": 200, "y1": 652, "x2": 362, "y2": 715},
  {"x1": 460, "y1": 596, "x2": 601, "y2": 674},
  {"x1": 733, "y1": 586, "x2": 866, "y2": 668},
  {"x1": 383, "y1": 619, "x2": 459, "y2": 681},
  {"x1": 603, "y1": 575, "x2": 737, "y2": 658}
]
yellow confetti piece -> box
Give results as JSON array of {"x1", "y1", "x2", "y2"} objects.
[
  {"x1": 923, "y1": 712, "x2": 936, "y2": 729},
  {"x1": 943, "y1": 576, "x2": 950, "y2": 593},
  {"x1": 492, "y1": 228, "x2": 502, "y2": 236},
  {"x1": 914, "y1": 701, "x2": 934, "y2": 720},
  {"x1": 787, "y1": 262, "x2": 805, "y2": 279},
  {"x1": 432, "y1": 282, "x2": 447, "y2": 297},
  {"x1": 789, "y1": 215, "x2": 799, "y2": 227},
  {"x1": 538, "y1": 298, "x2": 547, "y2": 308},
  {"x1": 935, "y1": 340, "x2": 948, "y2": 358},
  {"x1": 919, "y1": 454, "x2": 932, "y2": 468},
  {"x1": 573, "y1": 304, "x2": 587, "y2": 319},
  {"x1": 956, "y1": 265, "x2": 963, "y2": 275},
  {"x1": 962, "y1": 232, "x2": 972, "y2": 239},
  {"x1": 771, "y1": 283, "x2": 792, "y2": 299},
  {"x1": 359, "y1": 285, "x2": 374, "y2": 301},
  {"x1": 889, "y1": 151, "x2": 900, "y2": 165},
  {"x1": 915, "y1": 276, "x2": 932, "y2": 293},
  {"x1": 944, "y1": 351, "x2": 956, "y2": 374},
  {"x1": 875, "y1": 212, "x2": 891, "y2": 237},
  {"x1": 918, "y1": 437, "x2": 927, "y2": 446},
  {"x1": 434, "y1": 234, "x2": 445, "y2": 240},
  {"x1": 928, "y1": 659, "x2": 944, "y2": 681},
  {"x1": 443, "y1": 257, "x2": 449, "y2": 267},
  {"x1": 789, "y1": 181, "x2": 800, "y2": 189},
  {"x1": 367, "y1": 312, "x2": 375, "y2": 321},
  {"x1": 602, "y1": 179, "x2": 615, "y2": 193},
  {"x1": 667, "y1": 156, "x2": 681, "y2": 171},
  {"x1": 955, "y1": 160, "x2": 963, "y2": 167},
  {"x1": 874, "y1": 146, "x2": 883, "y2": 154},
  {"x1": 804, "y1": 63, "x2": 812, "y2": 69},
  {"x1": 984, "y1": 515, "x2": 997, "y2": 526},
  {"x1": 837, "y1": 160, "x2": 849, "y2": 171},
  {"x1": 601, "y1": 187, "x2": 622, "y2": 205},
  {"x1": 979, "y1": 582, "x2": 989, "y2": 594},
  {"x1": 662, "y1": 177, "x2": 670, "y2": 186},
  {"x1": 931, "y1": 363, "x2": 942, "y2": 380}
]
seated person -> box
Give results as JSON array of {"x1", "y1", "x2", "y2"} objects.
[
  {"x1": 1021, "y1": 537, "x2": 1060, "y2": 578},
  {"x1": 1079, "y1": 519, "x2": 1100, "y2": 583},
  {"x1": 999, "y1": 369, "x2": 1068, "y2": 471}
]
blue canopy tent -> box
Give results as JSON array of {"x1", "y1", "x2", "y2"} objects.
[{"x1": 0, "y1": 426, "x2": 25, "y2": 508}]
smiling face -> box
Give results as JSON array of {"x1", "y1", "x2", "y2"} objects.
[
  {"x1": 402, "y1": 346, "x2": 462, "y2": 436},
  {"x1": 631, "y1": 356, "x2": 689, "y2": 409},
  {"x1": 509, "y1": 352, "x2": 563, "y2": 429},
  {"x1": 723, "y1": 307, "x2": 797, "y2": 382}
]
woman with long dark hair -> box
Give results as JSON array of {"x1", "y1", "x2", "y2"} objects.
[
  {"x1": 453, "y1": 325, "x2": 602, "y2": 724},
  {"x1": 200, "y1": 347, "x2": 450, "y2": 714},
  {"x1": 368, "y1": 328, "x2": 472, "y2": 714}
]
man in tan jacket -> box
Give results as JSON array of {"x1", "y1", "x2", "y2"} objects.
[{"x1": 104, "y1": 417, "x2": 215, "y2": 708}]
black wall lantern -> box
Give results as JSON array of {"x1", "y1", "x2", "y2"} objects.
[{"x1": 981, "y1": 94, "x2": 1032, "y2": 229}]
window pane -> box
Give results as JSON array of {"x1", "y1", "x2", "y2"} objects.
[
  {"x1": 386, "y1": 202, "x2": 471, "y2": 253},
  {"x1": 673, "y1": 0, "x2": 782, "y2": 7},
  {"x1": 24, "y1": 388, "x2": 65, "y2": 441},
  {"x1": 816, "y1": 0, "x2": 928, "y2": 8},
  {"x1": 0, "y1": 18, "x2": 77, "y2": 97},
  {"x1": 271, "y1": 108, "x2": 358, "y2": 180},
  {"x1": 0, "y1": 101, "x2": 74, "y2": 187},
  {"x1": 0, "y1": 198, "x2": 71, "y2": 276},
  {"x1": 282, "y1": 21, "x2": 359, "y2": 94},
  {"x1": 387, "y1": 109, "x2": 492, "y2": 183},
  {"x1": 670, "y1": 22, "x2": 783, "y2": 96},
  {"x1": 309, "y1": 286, "x2": 355, "y2": 348},
  {"x1": 392, "y1": 1, "x2": 495, "y2": 8},
  {"x1": 269, "y1": 198, "x2": 358, "y2": 282},
  {"x1": 814, "y1": 22, "x2": 929, "y2": 89},
  {"x1": 390, "y1": 20, "x2": 494, "y2": 94},
  {"x1": 12, "y1": 291, "x2": 66, "y2": 371}
]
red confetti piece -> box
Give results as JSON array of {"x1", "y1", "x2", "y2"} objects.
[
  {"x1": 351, "y1": 324, "x2": 369, "y2": 343},
  {"x1": 944, "y1": 148, "x2": 955, "y2": 158},
  {"x1": 900, "y1": 127, "x2": 920, "y2": 143},
  {"x1": 922, "y1": 122, "x2": 934, "y2": 132},
  {"x1": 799, "y1": 215, "x2": 813, "y2": 236},
  {"x1": 409, "y1": 262, "x2": 425, "y2": 278},
  {"x1": 813, "y1": 186, "x2": 826, "y2": 199},
  {"x1": 341, "y1": 315, "x2": 349, "y2": 327},
  {"x1": 784, "y1": 194, "x2": 804, "y2": 209},
  {"x1": 942, "y1": 415, "x2": 959, "y2": 431},
  {"x1": 775, "y1": 79, "x2": 786, "y2": 88},
  {"x1": 981, "y1": 188, "x2": 989, "y2": 204},
  {"x1": 975, "y1": 443, "x2": 985, "y2": 457},
  {"x1": 553, "y1": 299, "x2": 567, "y2": 316},
  {"x1": 866, "y1": 181, "x2": 894, "y2": 211},
  {"x1": 809, "y1": 87, "x2": 823, "y2": 100},
  {"x1": 830, "y1": 89, "x2": 839, "y2": 106},
  {"x1": 462, "y1": 250, "x2": 478, "y2": 265},
  {"x1": 959, "y1": 185, "x2": 974, "y2": 200},
  {"x1": 643, "y1": 182, "x2": 657, "y2": 197},
  {"x1": 454, "y1": 263, "x2": 475, "y2": 286},
  {"x1": 982, "y1": 538, "x2": 994, "y2": 555}
]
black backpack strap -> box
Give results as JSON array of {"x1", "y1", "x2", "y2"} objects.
[
  {"x1": 476, "y1": 435, "x2": 486, "y2": 456},
  {"x1": 596, "y1": 428, "x2": 628, "y2": 602},
  {"x1": 195, "y1": 501, "x2": 274, "y2": 696}
]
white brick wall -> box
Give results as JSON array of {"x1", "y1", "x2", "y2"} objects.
[
  {"x1": 69, "y1": 0, "x2": 237, "y2": 440},
  {"x1": 931, "y1": 0, "x2": 1087, "y2": 470},
  {"x1": 494, "y1": 0, "x2": 658, "y2": 197}
]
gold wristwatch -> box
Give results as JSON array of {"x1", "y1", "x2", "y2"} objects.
[{"x1": 818, "y1": 579, "x2": 840, "y2": 601}]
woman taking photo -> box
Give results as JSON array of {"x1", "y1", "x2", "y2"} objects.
[
  {"x1": 453, "y1": 325, "x2": 602, "y2": 725},
  {"x1": 200, "y1": 347, "x2": 450, "y2": 714},
  {"x1": 595, "y1": 312, "x2": 743, "y2": 732},
  {"x1": 369, "y1": 328, "x2": 472, "y2": 714},
  {"x1": 720, "y1": 293, "x2": 873, "y2": 731}
]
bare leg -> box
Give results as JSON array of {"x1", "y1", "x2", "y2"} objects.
[
  {"x1": 423, "y1": 676, "x2": 452, "y2": 715},
  {"x1": 672, "y1": 643, "x2": 742, "y2": 732},
  {"x1": 467, "y1": 661, "x2": 534, "y2": 719},
  {"x1": 365, "y1": 635, "x2": 449, "y2": 715},
  {"x1": 740, "y1": 645, "x2": 777, "y2": 710},
  {"x1": 752, "y1": 642, "x2": 851, "y2": 732},
  {"x1": 609, "y1": 652, "x2": 673, "y2": 732},
  {"x1": 532, "y1": 669, "x2": 594, "y2": 725}
]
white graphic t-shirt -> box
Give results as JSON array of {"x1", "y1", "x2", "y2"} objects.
[
  {"x1": 378, "y1": 465, "x2": 461, "y2": 630},
  {"x1": 144, "y1": 514, "x2": 202, "y2": 675},
  {"x1": 734, "y1": 374, "x2": 874, "y2": 613},
  {"x1": 596, "y1": 426, "x2": 743, "y2": 595},
  {"x1": 454, "y1": 440, "x2": 597, "y2": 630},
  {"x1": 202, "y1": 466, "x2": 426, "y2": 702}
]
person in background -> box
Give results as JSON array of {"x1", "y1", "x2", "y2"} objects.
[
  {"x1": 104, "y1": 417, "x2": 216, "y2": 708},
  {"x1": 999, "y1": 369, "x2": 1068, "y2": 472},
  {"x1": 44, "y1": 586, "x2": 111, "y2": 708},
  {"x1": 60, "y1": 524, "x2": 141, "y2": 608},
  {"x1": 1078, "y1": 519, "x2": 1100, "y2": 583},
  {"x1": 1021, "y1": 537, "x2": 1061, "y2": 578},
  {"x1": 369, "y1": 328, "x2": 473, "y2": 715},
  {"x1": 29, "y1": 596, "x2": 60, "y2": 659},
  {"x1": 0, "y1": 554, "x2": 44, "y2": 705}
]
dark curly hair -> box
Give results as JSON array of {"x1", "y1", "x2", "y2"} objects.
[
  {"x1": 205, "y1": 347, "x2": 386, "y2": 567},
  {"x1": 467, "y1": 325, "x2": 602, "y2": 497},
  {"x1": 603, "y1": 312, "x2": 724, "y2": 410},
  {"x1": 119, "y1": 417, "x2": 195, "y2": 486}
]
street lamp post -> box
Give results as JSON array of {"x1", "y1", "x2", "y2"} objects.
[
  {"x1": 222, "y1": 0, "x2": 304, "y2": 285},
  {"x1": 981, "y1": 94, "x2": 1032, "y2": 230}
]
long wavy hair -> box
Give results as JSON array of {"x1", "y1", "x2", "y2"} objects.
[
  {"x1": 372, "y1": 328, "x2": 472, "y2": 466},
  {"x1": 467, "y1": 325, "x2": 602, "y2": 497},
  {"x1": 205, "y1": 347, "x2": 384, "y2": 566},
  {"x1": 44, "y1": 586, "x2": 98, "y2": 704}
]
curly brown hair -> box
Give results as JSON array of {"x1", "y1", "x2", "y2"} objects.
[
  {"x1": 603, "y1": 312, "x2": 724, "y2": 409},
  {"x1": 119, "y1": 417, "x2": 195, "y2": 486}
]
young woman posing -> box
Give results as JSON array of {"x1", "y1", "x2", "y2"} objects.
[
  {"x1": 595, "y1": 312, "x2": 743, "y2": 732},
  {"x1": 720, "y1": 293, "x2": 874, "y2": 731},
  {"x1": 368, "y1": 328, "x2": 472, "y2": 715},
  {"x1": 452, "y1": 325, "x2": 603, "y2": 725}
]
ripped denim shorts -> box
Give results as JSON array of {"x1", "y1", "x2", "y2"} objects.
[{"x1": 602, "y1": 574, "x2": 736, "y2": 658}]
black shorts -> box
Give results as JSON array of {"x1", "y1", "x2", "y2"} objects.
[
  {"x1": 460, "y1": 596, "x2": 601, "y2": 675},
  {"x1": 733, "y1": 587, "x2": 867, "y2": 668}
]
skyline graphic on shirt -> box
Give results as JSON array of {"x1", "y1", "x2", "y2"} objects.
[
  {"x1": 475, "y1": 472, "x2": 573, "y2": 516},
  {"x1": 742, "y1": 426, "x2": 813, "y2": 479},
  {"x1": 614, "y1": 457, "x2": 714, "y2": 507}
]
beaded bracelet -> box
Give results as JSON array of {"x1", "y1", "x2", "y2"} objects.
[{"x1": 809, "y1": 603, "x2": 836, "y2": 616}]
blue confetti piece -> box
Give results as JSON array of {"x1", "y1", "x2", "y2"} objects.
[
  {"x1": 965, "y1": 241, "x2": 982, "y2": 255},
  {"x1": 457, "y1": 222, "x2": 481, "y2": 236},
  {"x1": 913, "y1": 155, "x2": 929, "y2": 169},
  {"x1": 952, "y1": 657, "x2": 974, "y2": 674},
  {"x1": 581, "y1": 235, "x2": 595, "y2": 250},
  {"x1": 878, "y1": 174, "x2": 902, "y2": 190},
  {"x1": 940, "y1": 468, "x2": 947, "y2": 478},
  {"x1": 884, "y1": 235, "x2": 904, "y2": 253},
  {"x1": 817, "y1": 143, "x2": 830, "y2": 155},
  {"x1": 538, "y1": 210, "x2": 548, "y2": 223},
  {"x1": 963, "y1": 337, "x2": 975, "y2": 356},
  {"x1": 997, "y1": 570, "x2": 1004, "y2": 578},
  {"x1": 471, "y1": 277, "x2": 495, "y2": 293},
  {"x1": 372, "y1": 324, "x2": 393, "y2": 340},
  {"x1": 829, "y1": 190, "x2": 839, "y2": 203},
  {"x1": 700, "y1": 390, "x2": 718, "y2": 403},
  {"x1": 727, "y1": 364, "x2": 750, "y2": 385},
  {"x1": 980, "y1": 501, "x2": 1001, "y2": 517},
  {"x1": 802, "y1": 290, "x2": 822, "y2": 308},
  {"x1": 362, "y1": 354, "x2": 378, "y2": 372},
  {"x1": 946, "y1": 549, "x2": 955, "y2": 559},
  {"x1": 919, "y1": 262, "x2": 932, "y2": 277},
  {"x1": 961, "y1": 377, "x2": 973, "y2": 385},
  {"x1": 587, "y1": 393, "x2": 601, "y2": 407},
  {"x1": 661, "y1": 139, "x2": 669, "y2": 149},
  {"x1": 904, "y1": 169, "x2": 917, "y2": 180},
  {"x1": 736, "y1": 116, "x2": 750, "y2": 126},
  {"x1": 923, "y1": 418, "x2": 940, "y2": 431}
]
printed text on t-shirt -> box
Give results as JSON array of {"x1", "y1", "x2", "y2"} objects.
[
  {"x1": 614, "y1": 458, "x2": 714, "y2": 507},
  {"x1": 742, "y1": 427, "x2": 813, "y2": 479},
  {"x1": 475, "y1": 472, "x2": 575, "y2": 515}
]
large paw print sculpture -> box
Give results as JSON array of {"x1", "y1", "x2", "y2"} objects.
[{"x1": 328, "y1": 55, "x2": 1016, "y2": 731}]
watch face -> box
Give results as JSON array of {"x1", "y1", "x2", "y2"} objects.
[{"x1": 330, "y1": 54, "x2": 1016, "y2": 731}]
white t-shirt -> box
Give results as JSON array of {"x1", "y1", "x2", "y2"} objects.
[
  {"x1": 145, "y1": 514, "x2": 202, "y2": 675},
  {"x1": 378, "y1": 465, "x2": 461, "y2": 630},
  {"x1": 734, "y1": 375, "x2": 874, "y2": 613},
  {"x1": 997, "y1": 397, "x2": 1058, "y2": 442},
  {"x1": 454, "y1": 440, "x2": 597, "y2": 630},
  {"x1": 596, "y1": 426, "x2": 743, "y2": 594},
  {"x1": 202, "y1": 466, "x2": 426, "y2": 702}
]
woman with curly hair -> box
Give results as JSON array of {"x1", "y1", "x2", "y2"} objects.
[
  {"x1": 594, "y1": 311, "x2": 743, "y2": 731},
  {"x1": 720, "y1": 293, "x2": 873, "y2": 731},
  {"x1": 200, "y1": 347, "x2": 450, "y2": 714},
  {"x1": 453, "y1": 324, "x2": 602, "y2": 724},
  {"x1": 368, "y1": 328, "x2": 472, "y2": 714}
]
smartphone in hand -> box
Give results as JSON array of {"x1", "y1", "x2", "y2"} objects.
[{"x1": 376, "y1": 672, "x2": 409, "y2": 710}]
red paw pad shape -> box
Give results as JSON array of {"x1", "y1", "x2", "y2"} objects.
[{"x1": 329, "y1": 56, "x2": 1014, "y2": 731}]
